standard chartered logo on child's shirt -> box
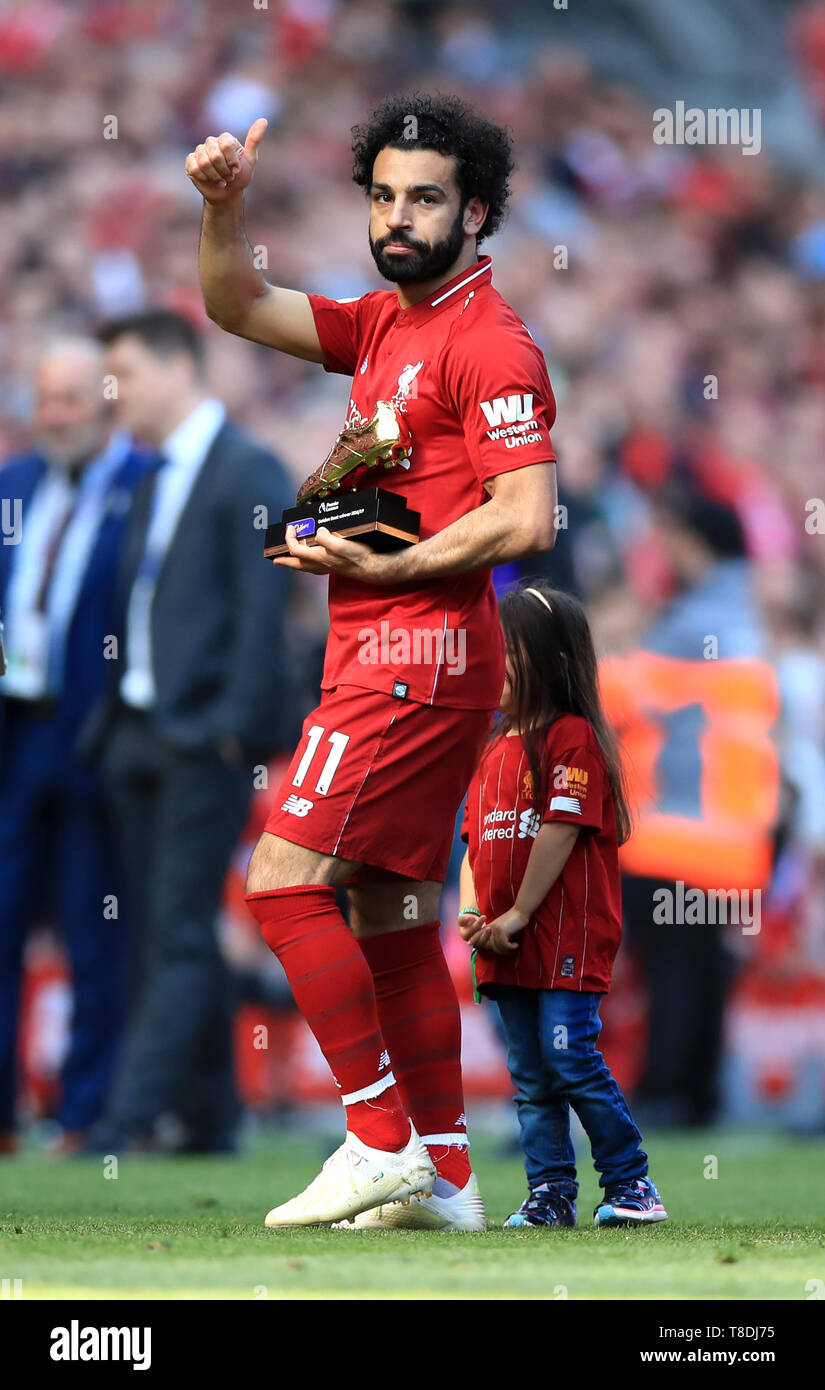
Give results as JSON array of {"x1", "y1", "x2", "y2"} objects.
[{"x1": 482, "y1": 807, "x2": 541, "y2": 841}]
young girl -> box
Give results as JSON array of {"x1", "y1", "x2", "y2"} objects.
[{"x1": 459, "y1": 583, "x2": 668, "y2": 1229}]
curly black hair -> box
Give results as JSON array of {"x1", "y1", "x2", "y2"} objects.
[{"x1": 351, "y1": 92, "x2": 514, "y2": 243}]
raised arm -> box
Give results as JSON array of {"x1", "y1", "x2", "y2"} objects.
[{"x1": 186, "y1": 119, "x2": 324, "y2": 363}]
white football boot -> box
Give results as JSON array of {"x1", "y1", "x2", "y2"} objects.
[
  {"x1": 332, "y1": 1171, "x2": 487, "y2": 1232},
  {"x1": 264, "y1": 1123, "x2": 435, "y2": 1228}
]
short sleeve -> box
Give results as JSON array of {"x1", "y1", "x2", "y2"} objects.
[
  {"x1": 445, "y1": 322, "x2": 556, "y2": 484},
  {"x1": 543, "y1": 747, "x2": 605, "y2": 831},
  {"x1": 306, "y1": 293, "x2": 365, "y2": 376}
]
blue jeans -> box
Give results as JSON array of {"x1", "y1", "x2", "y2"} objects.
[{"x1": 492, "y1": 986, "x2": 648, "y2": 1195}]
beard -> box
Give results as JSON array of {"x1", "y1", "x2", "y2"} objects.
[
  {"x1": 37, "y1": 426, "x2": 104, "y2": 475},
  {"x1": 370, "y1": 209, "x2": 466, "y2": 284}
]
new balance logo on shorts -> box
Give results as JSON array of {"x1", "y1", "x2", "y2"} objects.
[
  {"x1": 378, "y1": 1050, "x2": 391, "y2": 1071},
  {"x1": 281, "y1": 793, "x2": 314, "y2": 817}
]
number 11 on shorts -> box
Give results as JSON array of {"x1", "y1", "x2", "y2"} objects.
[{"x1": 292, "y1": 724, "x2": 350, "y2": 795}]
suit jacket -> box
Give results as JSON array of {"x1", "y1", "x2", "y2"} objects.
[
  {"x1": 90, "y1": 419, "x2": 297, "y2": 760},
  {"x1": 0, "y1": 445, "x2": 151, "y2": 769}
]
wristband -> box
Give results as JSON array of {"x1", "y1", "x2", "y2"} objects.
[{"x1": 460, "y1": 907, "x2": 482, "y2": 917}]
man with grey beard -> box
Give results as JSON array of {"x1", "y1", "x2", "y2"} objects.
[{"x1": 0, "y1": 338, "x2": 151, "y2": 1155}]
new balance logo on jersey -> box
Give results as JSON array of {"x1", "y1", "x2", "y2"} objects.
[
  {"x1": 281, "y1": 794, "x2": 314, "y2": 817},
  {"x1": 344, "y1": 399, "x2": 367, "y2": 429},
  {"x1": 518, "y1": 808, "x2": 541, "y2": 839},
  {"x1": 479, "y1": 393, "x2": 534, "y2": 428}
]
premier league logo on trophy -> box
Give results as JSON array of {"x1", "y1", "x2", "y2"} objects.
[{"x1": 263, "y1": 399, "x2": 421, "y2": 558}]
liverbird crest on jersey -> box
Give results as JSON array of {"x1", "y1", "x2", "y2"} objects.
[{"x1": 392, "y1": 360, "x2": 424, "y2": 410}]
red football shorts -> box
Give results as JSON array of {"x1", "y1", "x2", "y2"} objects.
[{"x1": 264, "y1": 684, "x2": 494, "y2": 882}]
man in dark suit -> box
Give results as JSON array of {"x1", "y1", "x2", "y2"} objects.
[
  {"x1": 0, "y1": 337, "x2": 150, "y2": 1154},
  {"x1": 92, "y1": 309, "x2": 294, "y2": 1153}
]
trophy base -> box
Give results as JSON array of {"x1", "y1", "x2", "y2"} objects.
[{"x1": 264, "y1": 487, "x2": 420, "y2": 558}]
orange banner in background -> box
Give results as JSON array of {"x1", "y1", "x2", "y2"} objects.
[{"x1": 601, "y1": 652, "x2": 780, "y2": 889}]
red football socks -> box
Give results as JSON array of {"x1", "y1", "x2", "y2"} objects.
[
  {"x1": 245, "y1": 885, "x2": 411, "y2": 1152},
  {"x1": 357, "y1": 921, "x2": 472, "y2": 1190}
]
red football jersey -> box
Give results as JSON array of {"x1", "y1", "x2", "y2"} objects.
[
  {"x1": 461, "y1": 714, "x2": 623, "y2": 992},
  {"x1": 306, "y1": 255, "x2": 556, "y2": 709}
]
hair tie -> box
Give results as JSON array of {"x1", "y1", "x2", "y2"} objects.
[{"x1": 523, "y1": 587, "x2": 553, "y2": 615}]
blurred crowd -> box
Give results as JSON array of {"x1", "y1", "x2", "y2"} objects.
[{"x1": 2, "y1": 0, "x2": 825, "y2": 1144}]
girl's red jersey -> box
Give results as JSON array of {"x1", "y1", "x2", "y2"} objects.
[{"x1": 461, "y1": 714, "x2": 623, "y2": 994}]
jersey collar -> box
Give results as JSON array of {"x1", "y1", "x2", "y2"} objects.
[{"x1": 395, "y1": 255, "x2": 493, "y2": 325}]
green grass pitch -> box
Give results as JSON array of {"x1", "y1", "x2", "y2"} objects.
[{"x1": 2, "y1": 1129, "x2": 823, "y2": 1300}]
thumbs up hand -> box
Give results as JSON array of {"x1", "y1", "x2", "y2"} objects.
[{"x1": 185, "y1": 118, "x2": 268, "y2": 205}]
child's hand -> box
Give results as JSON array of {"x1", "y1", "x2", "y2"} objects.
[
  {"x1": 473, "y1": 907, "x2": 529, "y2": 955},
  {"x1": 458, "y1": 910, "x2": 487, "y2": 944}
]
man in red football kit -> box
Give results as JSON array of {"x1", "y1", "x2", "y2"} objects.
[{"x1": 186, "y1": 93, "x2": 558, "y2": 1228}]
